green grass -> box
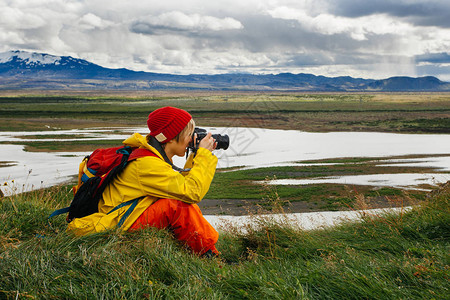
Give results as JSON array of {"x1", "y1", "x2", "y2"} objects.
[
  {"x1": 0, "y1": 92, "x2": 449, "y2": 297},
  {"x1": 332, "y1": 117, "x2": 450, "y2": 133},
  {"x1": 0, "y1": 139, "x2": 124, "y2": 152},
  {"x1": 1, "y1": 93, "x2": 449, "y2": 133},
  {"x1": 1, "y1": 182, "x2": 449, "y2": 299},
  {"x1": 204, "y1": 168, "x2": 347, "y2": 202},
  {"x1": 365, "y1": 187, "x2": 404, "y2": 197},
  {"x1": 205, "y1": 162, "x2": 434, "y2": 211},
  {"x1": 297, "y1": 157, "x2": 377, "y2": 164}
]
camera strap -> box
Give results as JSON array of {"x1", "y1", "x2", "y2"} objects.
[{"x1": 148, "y1": 136, "x2": 191, "y2": 173}]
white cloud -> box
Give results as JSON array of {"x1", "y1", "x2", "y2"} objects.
[
  {"x1": 79, "y1": 13, "x2": 114, "y2": 30},
  {"x1": 0, "y1": 31, "x2": 25, "y2": 47},
  {"x1": 134, "y1": 11, "x2": 243, "y2": 33},
  {"x1": 0, "y1": 0, "x2": 448, "y2": 80},
  {"x1": 0, "y1": 6, "x2": 46, "y2": 29},
  {"x1": 267, "y1": 6, "x2": 415, "y2": 41}
]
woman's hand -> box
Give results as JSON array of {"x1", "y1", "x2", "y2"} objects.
[{"x1": 198, "y1": 132, "x2": 217, "y2": 152}]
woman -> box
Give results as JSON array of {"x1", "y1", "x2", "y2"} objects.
[{"x1": 69, "y1": 106, "x2": 219, "y2": 255}]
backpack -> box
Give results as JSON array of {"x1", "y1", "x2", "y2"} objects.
[{"x1": 49, "y1": 146, "x2": 152, "y2": 226}]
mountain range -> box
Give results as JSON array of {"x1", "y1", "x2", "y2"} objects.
[{"x1": 1, "y1": 50, "x2": 449, "y2": 91}]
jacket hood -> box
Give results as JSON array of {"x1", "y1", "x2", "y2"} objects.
[{"x1": 122, "y1": 133, "x2": 164, "y2": 160}]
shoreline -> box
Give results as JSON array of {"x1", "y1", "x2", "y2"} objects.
[{"x1": 204, "y1": 206, "x2": 413, "y2": 231}]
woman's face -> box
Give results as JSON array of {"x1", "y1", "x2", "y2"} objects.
[{"x1": 166, "y1": 128, "x2": 194, "y2": 158}]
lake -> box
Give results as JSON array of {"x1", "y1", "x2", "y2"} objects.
[{"x1": 1, "y1": 127, "x2": 449, "y2": 196}]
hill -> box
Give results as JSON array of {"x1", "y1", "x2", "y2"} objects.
[
  {"x1": 1, "y1": 50, "x2": 449, "y2": 91},
  {"x1": 0, "y1": 182, "x2": 448, "y2": 298}
]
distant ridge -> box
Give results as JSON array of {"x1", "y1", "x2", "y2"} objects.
[{"x1": 1, "y1": 50, "x2": 449, "y2": 91}]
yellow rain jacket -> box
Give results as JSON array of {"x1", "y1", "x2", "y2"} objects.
[{"x1": 67, "y1": 133, "x2": 218, "y2": 236}]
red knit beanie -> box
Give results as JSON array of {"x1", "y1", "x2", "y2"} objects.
[{"x1": 147, "y1": 106, "x2": 192, "y2": 143}]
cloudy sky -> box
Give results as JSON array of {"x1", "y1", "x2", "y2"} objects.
[{"x1": 1, "y1": 0, "x2": 449, "y2": 80}]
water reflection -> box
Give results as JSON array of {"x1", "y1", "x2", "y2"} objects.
[
  {"x1": 1, "y1": 127, "x2": 449, "y2": 196},
  {"x1": 263, "y1": 173, "x2": 449, "y2": 191}
]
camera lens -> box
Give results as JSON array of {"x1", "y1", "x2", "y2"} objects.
[{"x1": 212, "y1": 134, "x2": 229, "y2": 150}]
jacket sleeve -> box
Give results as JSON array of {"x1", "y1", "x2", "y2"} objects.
[{"x1": 136, "y1": 147, "x2": 218, "y2": 204}]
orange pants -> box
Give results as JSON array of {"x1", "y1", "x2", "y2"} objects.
[{"x1": 129, "y1": 198, "x2": 219, "y2": 255}]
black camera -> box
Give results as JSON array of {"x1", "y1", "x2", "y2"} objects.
[{"x1": 189, "y1": 127, "x2": 230, "y2": 151}]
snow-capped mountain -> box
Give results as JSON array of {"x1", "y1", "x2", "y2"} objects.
[
  {"x1": 0, "y1": 50, "x2": 448, "y2": 91},
  {"x1": 0, "y1": 50, "x2": 62, "y2": 65},
  {"x1": 0, "y1": 50, "x2": 115, "y2": 79}
]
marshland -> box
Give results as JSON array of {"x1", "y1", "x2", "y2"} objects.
[{"x1": 0, "y1": 91, "x2": 449, "y2": 299}]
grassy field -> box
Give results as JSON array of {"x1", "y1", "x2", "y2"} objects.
[
  {"x1": 0, "y1": 92, "x2": 449, "y2": 133},
  {"x1": 200, "y1": 154, "x2": 447, "y2": 215},
  {"x1": 0, "y1": 181, "x2": 448, "y2": 299},
  {"x1": 1, "y1": 92, "x2": 449, "y2": 298},
  {"x1": 1, "y1": 91, "x2": 449, "y2": 212}
]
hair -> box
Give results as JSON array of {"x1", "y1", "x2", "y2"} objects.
[
  {"x1": 175, "y1": 118, "x2": 196, "y2": 142},
  {"x1": 147, "y1": 118, "x2": 195, "y2": 145}
]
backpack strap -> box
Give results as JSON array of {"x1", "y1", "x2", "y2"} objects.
[
  {"x1": 48, "y1": 206, "x2": 70, "y2": 219},
  {"x1": 81, "y1": 164, "x2": 96, "y2": 183},
  {"x1": 49, "y1": 196, "x2": 144, "y2": 229},
  {"x1": 113, "y1": 196, "x2": 144, "y2": 228},
  {"x1": 128, "y1": 148, "x2": 157, "y2": 161}
]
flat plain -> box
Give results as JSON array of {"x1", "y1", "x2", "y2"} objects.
[
  {"x1": 1, "y1": 91, "x2": 449, "y2": 299},
  {"x1": 1, "y1": 91, "x2": 449, "y2": 213},
  {"x1": 0, "y1": 91, "x2": 449, "y2": 134}
]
